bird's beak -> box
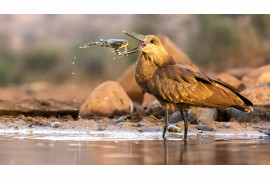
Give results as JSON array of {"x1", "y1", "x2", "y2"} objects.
[{"x1": 122, "y1": 31, "x2": 147, "y2": 55}]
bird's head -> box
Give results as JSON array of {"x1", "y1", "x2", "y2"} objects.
[{"x1": 123, "y1": 31, "x2": 167, "y2": 55}]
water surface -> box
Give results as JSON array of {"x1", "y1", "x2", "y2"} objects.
[{"x1": 0, "y1": 130, "x2": 269, "y2": 165}]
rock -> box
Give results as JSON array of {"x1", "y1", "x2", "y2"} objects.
[
  {"x1": 225, "y1": 67, "x2": 255, "y2": 79},
  {"x1": 224, "y1": 124, "x2": 230, "y2": 128},
  {"x1": 225, "y1": 107, "x2": 266, "y2": 122},
  {"x1": 157, "y1": 34, "x2": 200, "y2": 72},
  {"x1": 256, "y1": 71, "x2": 270, "y2": 86},
  {"x1": 168, "y1": 125, "x2": 181, "y2": 133},
  {"x1": 187, "y1": 108, "x2": 218, "y2": 124},
  {"x1": 118, "y1": 64, "x2": 144, "y2": 103},
  {"x1": 115, "y1": 116, "x2": 127, "y2": 123},
  {"x1": 50, "y1": 122, "x2": 61, "y2": 128},
  {"x1": 144, "y1": 100, "x2": 164, "y2": 118},
  {"x1": 169, "y1": 111, "x2": 183, "y2": 123},
  {"x1": 79, "y1": 81, "x2": 132, "y2": 118},
  {"x1": 197, "y1": 125, "x2": 214, "y2": 131},
  {"x1": 142, "y1": 93, "x2": 157, "y2": 109},
  {"x1": 242, "y1": 65, "x2": 270, "y2": 88},
  {"x1": 241, "y1": 83, "x2": 270, "y2": 106},
  {"x1": 217, "y1": 73, "x2": 245, "y2": 91},
  {"x1": 264, "y1": 129, "x2": 270, "y2": 136}
]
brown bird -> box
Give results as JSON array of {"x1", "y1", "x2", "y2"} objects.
[{"x1": 123, "y1": 32, "x2": 253, "y2": 139}]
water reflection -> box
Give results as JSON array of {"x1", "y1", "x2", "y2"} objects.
[{"x1": 0, "y1": 135, "x2": 270, "y2": 165}]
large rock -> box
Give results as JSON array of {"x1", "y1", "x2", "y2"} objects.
[
  {"x1": 79, "y1": 81, "x2": 132, "y2": 118},
  {"x1": 187, "y1": 108, "x2": 218, "y2": 124},
  {"x1": 217, "y1": 73, "x2": 245, "y2": 91},
  {"x1": 118, "y1": 64, "x2": 144, "y2": 103},
  {"x1": 242, "y1": 65, "x2": 270, "y2": 88},
  {"x1": 157, "y1": 34, "x2": 200, "y2": 72},
  {"x1": 226, "y1": 107, "x2": 268, "y2": 122},
  {"x1": 225, "y1": 67, "x2": 255, "y2": 79},
  {"x1": 241, "y1": 83, "x2": 270, "y2": 106},
  {"x1": 256, "y1": 71, "x2": 270, "y2": 86}
]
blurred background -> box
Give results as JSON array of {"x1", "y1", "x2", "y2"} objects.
[{"x1": 0, "y1": 14, "x2": 270, "y2": 86}]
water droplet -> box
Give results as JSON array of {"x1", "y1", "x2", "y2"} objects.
[
  {"x1": 72, "y1": 62, "x2": 75, "y2": 64},
  {"x1": 72, "y1": 72, "x2": 75, "y2": 75},
  {"x1": 74, "y1": 56, "x2": 77, "y2": 60},
  {"x1": 113, "y1": 57, "x2": 116, "y2": 60}
]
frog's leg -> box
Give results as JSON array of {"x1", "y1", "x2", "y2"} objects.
[{"x1": 114, "y1": 48, "x2": 121, "y2": 55}]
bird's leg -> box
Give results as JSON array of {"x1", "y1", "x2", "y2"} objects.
[
  {"x1": 162, "y1": 108, "x2": 168, "y2": 139},
  {"x1": 180, "y1": 108, "x2": 188, "y2": 140}
]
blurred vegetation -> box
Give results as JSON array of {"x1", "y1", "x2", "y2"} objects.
[
  {"x1": 188, "y1": 15, "x2": 270, "y2": 70},
  {"x1": 0, "y1": 15, "x2": 270, "y2": 86}
]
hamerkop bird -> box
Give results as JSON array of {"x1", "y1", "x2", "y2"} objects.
[{"x1": 123, "y1": 32, "x2": 253, "y2": 140}]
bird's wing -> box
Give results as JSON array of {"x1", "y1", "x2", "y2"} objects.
[{"x1": 148, "y1": 65, "x2": 244, "y2": 107}]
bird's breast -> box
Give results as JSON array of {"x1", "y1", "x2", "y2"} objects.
[{"x1": 135, "y1": 55, "x2": 158, "y2": 92}]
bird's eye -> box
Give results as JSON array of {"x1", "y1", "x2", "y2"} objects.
[{"x1": 150, "y1": 39, "x2": 155, "y2": 44}]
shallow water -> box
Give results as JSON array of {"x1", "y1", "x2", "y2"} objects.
[{"x1": 0, "y1": 130, "x2": 270, "y2": 165}]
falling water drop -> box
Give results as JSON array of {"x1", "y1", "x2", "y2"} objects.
[
  {"x1": 74, "y1": 56, "x2": 77, "y2": 60},
  {"x1": 113, "y1": 57, "x2": 116, "y2": 60},
  {"x1": 72, "y1": 72, "x2": 75, "y2": 75},
  {"x1": 72, "y1": 61, "x2": 75, "y2": 64}
]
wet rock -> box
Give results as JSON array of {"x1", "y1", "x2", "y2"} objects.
[
  {"x1": 241, "y1": 83, "x2": 270, "y2": 106},
  {"x1": 225, "y1": 67, "x2": 255, "y2": 80},
  {"x1": 242, "y1": 65, "x2": 270, "y2": 88},
  {"x1": 142, "y1": 93, "x2": 156, "y2": 109},
  {"x1": 256, "y1": 71, "x2": 270, "y2": 86},
  {"x1": 97, "y1": 125, "x2": 106, "y2": 131},
  {"x1": 168, "y1": 125, "x2": 181, "y2": 133},
  {"x1": 224, "y1": 124, "x2": 231, "y2": 128},
  {"x1": 169, "y1": 111, "x2": 183, "y2": 123},
  {"x1": 118, "y1": 64, "x2": 144, "y2": 103},
  {"x1": 217, "y1": 73, "x2": 245, "y2": 91},
  {"x1": 79, "y1": 81, "x2": 132, "y2": 118},
  {"x1": 115, "y1": 116, "x2": 127, "y2": 123},
  {"x1": 197, "y1": 125, "x2": 214, "y2": 131},
  {"x1": 264, "y1": 129, "x2": 270, "y2": 136},
  {"x1": 187, "y1": 108, "x2": 218, "y2": 124},
  {"x1": 50, "y1": 122, "x2": 61, "y2": 128}
]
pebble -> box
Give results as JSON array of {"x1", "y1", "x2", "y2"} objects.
[
  {"x1": 50, "y1": 122, "x2": 61, "y2": 128},
  {"x1": 197, "y1": 125, "x2": 214, "y2": 131},
  {"x1": 115, "y1": 116, "x2": 127, "y2": 123},
  {"x1": 264, "y1": 129, "x2": 270, "y2": 136},
  {"x1": 167, "y1": 125, "x2": 181, "y2": 133},
  {"x1": 224, "y1": 124, "x2": 230, "y2": 128}
]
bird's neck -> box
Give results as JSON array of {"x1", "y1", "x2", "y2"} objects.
[{"x1": 135, "y1": 51, "x2": 175, "y2": 91}]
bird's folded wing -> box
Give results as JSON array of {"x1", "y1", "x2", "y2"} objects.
[{"x1": 148, "y1": 65, "x2": 243, "y2": 107}]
